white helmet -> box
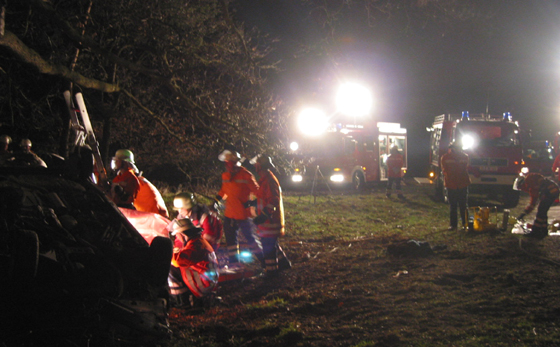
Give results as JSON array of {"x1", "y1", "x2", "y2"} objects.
[{"x1": 0, "y1": 135, "x2": 11, "y2": 144}]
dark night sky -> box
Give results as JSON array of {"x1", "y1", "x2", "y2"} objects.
[{"x1": 233, "y1": 1, "x2": 560, "y2": 175}]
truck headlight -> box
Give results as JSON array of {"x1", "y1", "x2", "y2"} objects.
[
  {"x1": 330, "y1": 174, "x2": 344, "y2": 182},
  {"x1": 292, "y1": 174, "x2": 303, "y2": 182}
]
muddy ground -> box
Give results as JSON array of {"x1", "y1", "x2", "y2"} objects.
[{"x1": 168, "y1": 185, "x2": 560, "y2": 347}]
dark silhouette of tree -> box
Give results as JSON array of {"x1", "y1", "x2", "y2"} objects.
[{"x1": 0, "y1": 0, "x2": 288, "y2": 186}]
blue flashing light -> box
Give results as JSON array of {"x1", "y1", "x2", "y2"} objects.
[
  {"x1": 239, "y1": 250, "x2": 253, "y2": 263},
  {"x1": 461, "y1": 111, "x2": 469, "y2": 121},
  {"x1": 503, "y1": 112, "x2": 512, "y2": 121},
  {"x1": 546, "y1": 140, "x2": 550, "y2": 147}
]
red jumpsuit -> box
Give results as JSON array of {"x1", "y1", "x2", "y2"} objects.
[{"x1": 256, "y1": 169, "x2": 290, "y2": 274}]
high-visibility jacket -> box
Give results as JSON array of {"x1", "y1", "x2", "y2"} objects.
[
  {"x1": 134, "y1": 176, "x2": 169, "y2": 218},
  {"x1": 386, "y1": 153, "x2": 404, "y2": 178},
  {"x1": 172, "y1": 236, "x2": 219, "y2": 298},
  {"x1": 256, "y1": 169, "x2": 285, "y2": 238},
  {"x1": 520, "y1": 173, "x2": 560, "y2": 215},
  {"x1": 441, "y1": 150, "x2": 471, "y2": 190},
  {"x1": 111, "y1": 168, "x2": 140, "y2": 205},
  {"x1": 218, "y1": 166, "x2": 259, "y2": 220}
]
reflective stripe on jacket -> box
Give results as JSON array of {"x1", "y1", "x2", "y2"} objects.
[
  {"x1": 256, "y1": 169, "x2": 285, "y2": 238},
  {"x1": 172, "y1": 236, "x2": 219, "y2": 298},
  {"x1": 218, "y1": 167, "x2": 259, "y2": 220}
]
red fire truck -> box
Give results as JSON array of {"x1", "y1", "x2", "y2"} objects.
[
  {"x1": 427, "y1": 112, "x2": 525, "y2": 207},
  {"x1": 288, "y1": 121, "x2": 408, "y2": 190}
]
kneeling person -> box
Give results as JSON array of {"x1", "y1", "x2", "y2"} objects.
[{"x1": 167, "y1": 218, "x2": 219, "y2": 307}]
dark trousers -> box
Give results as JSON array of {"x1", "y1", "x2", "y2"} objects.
[
  {"x1": 532, "y1": 194, "x2": 557, "y2": 233},
  {"x1": 223, "y1": 217, "x2": 263, "y2": 264},
  {"x1": 448, "y1": 187, "x2": 468, "y2": 228}
]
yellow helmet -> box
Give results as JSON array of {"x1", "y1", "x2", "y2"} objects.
[{"x1": 114, "y1": 149, "x2": 135, "y2": 163}]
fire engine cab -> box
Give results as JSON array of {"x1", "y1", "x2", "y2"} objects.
[
  {"x1": 288, "y1": 121, "x2": 408, "y2": 190},
  {"x1": 427, "y1": 111, "x2": 525, "y2": 207}
]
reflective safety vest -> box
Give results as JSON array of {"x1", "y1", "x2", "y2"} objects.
[
  {"x1": 256, "y1": 169, "x2": 285, "y2": 238},
  {"x1": 218, "y1": 167, "x2": 259, "y2": 220},
  {"x1": 172, "y1": 237, "x2": 219, "y2": 298}
]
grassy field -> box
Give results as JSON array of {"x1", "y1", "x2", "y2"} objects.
[{"x1": 166, "y1": 180, "x2": 560, "y2": 347}]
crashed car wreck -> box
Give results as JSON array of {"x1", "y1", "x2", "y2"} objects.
[{"x1": 0, "y1": 159, "x2": 173, "y2": 345}]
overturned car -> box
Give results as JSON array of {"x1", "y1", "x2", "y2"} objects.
[{"x1": 0, "y1": 158, "x2": 173, "y2": 345}]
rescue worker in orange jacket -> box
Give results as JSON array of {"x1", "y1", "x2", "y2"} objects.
[
  {"x1": 514, "y1": 172, "x2": 560, "y2": 239},
  {"x1": 441, "y1": 142, "x2": 471, "y2": 230},
  {"x1": 172, "y1": 192, "x2": 223, "y2": 251},
  {"x1": 167, "y1": 218, "x2": 219, "y2": 307},
  {"x1": 386, "y1": 146, "x2": 405, "y2": 199},
  {"x1": 110, "y1": 149, "x2": 140, "y2": 209},
  {"x1": 215, "y1": 150, "x2": 263, "y2": 269},
  {"x1": 250, "y1": 154, "x2": 291, "y2": 276},
  {"x1": 134, "y1": 174, "x2": 169, "y2": 218}
]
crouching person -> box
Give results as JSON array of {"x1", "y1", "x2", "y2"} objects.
[
  {"x1": 514, "y1": 173, "x2": 560, "y2": 239},
  {"x1": 167, "y1": 218, "x2": 219, "y2": 308}
]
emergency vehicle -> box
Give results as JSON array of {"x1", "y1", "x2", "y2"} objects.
[
  {"x1": 428, "y1": 112, "x2": 525, "y2": 207},
  {"x1": 288, "y1": 121, "x2": 407, "y2": 190}
]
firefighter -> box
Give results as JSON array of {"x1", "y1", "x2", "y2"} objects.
[
  {"x1": 441, "y1": 142, "x2": 471, "y2": 230},
  {"x1": 172, "y1": 192, "x2": 223, "y2": 251},
  {"x1": 250, "y1": 154, "x2": 291, "y2": 276},
  {"x1": 134, "y1": 173, "x2": 169, "y2": 218},
  {"x1": 0, "y1": 135, "x2": 13, "y2": 165},
  {"x1": 167, "y1": 218, "x2": 219, "y2": 307},
  {"x1": 110, "y1": 149, "x2": 140, "y2": 209},
  {"x1": 13, "y1": 138, "x2": 47, "y2": 167},
  {"x1": 386, "y1": 146, "x2": 405, "y2": 199},
  {"x1": 514, "y1": 172, "x2": 560, "y2": 239},
  {"x1": 215, "y1": 149, "x2": 264, "y2": 270}
]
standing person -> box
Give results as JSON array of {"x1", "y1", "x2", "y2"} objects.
[
  {"x1": 110, "y1": 149, "x2": 140, "y2": 209},
  {"x1": 514, "y1": 172, "x2": 560, "y2": 239},
  {"x1": 172, "y1": 192, "x2": 223, "y2": 251},
  {"x1": 251, "y1": 154, "x2": 291, "y2": 276},
  {"x1": 167, "y1": 218, "x2": 219, "y2": 307},
  {"x1": 552, "y1": 152, "x2": 560, "y2": 182},
  {"x1": 215, "y1": 149, "x2": 263, "y2": 269},
  {"x1": 441, "y1": 142, "x2": 471, "y2": 230},
  {"x1": 386, "y1": 146, "x2": 405, "y2": 199},
  {"x1": 134, "y1": 173, "x2": 170, "y2": 218}
]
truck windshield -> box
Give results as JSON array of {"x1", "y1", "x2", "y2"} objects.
[{"x1": 455, "y1": 122, "x2": 520, "y2": 148}]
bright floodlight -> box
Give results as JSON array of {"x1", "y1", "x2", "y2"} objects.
[
  {"x1": 335, "y1": 82, "x2": 373, "y2": 117},
  {"x1": 462, "y1": 134, "x2": 476, "y2": 150},
  {"x1": 290, "y1": 141, "x2": 299, "y2": 151},
  {"x1": 298, "y1": 108, "x2": 328, "y2": 136}
]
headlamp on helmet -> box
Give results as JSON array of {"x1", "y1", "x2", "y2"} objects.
[{"x1": 173, "y1": 192, "x2": 195, "y2": 210}]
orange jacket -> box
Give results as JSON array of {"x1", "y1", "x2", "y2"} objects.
[
  {"x1": 441, "y1": 150, "x2": 471, "y2": 190},
  {"x1": 218, "y1": 166, "x2": 259, "y2": 220},
  {"x1": 134, "y1": 176, "x2": 169, "y2": 218},
  {"x1": 386, "y1": 153, "x2": 404, "y2": 178},
  {"x1": 111, "y1": 168, "x2": 140, "y2": 205},
  {"x1": 256, "y1": 169, "x2": 285, "y2": 238}
]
